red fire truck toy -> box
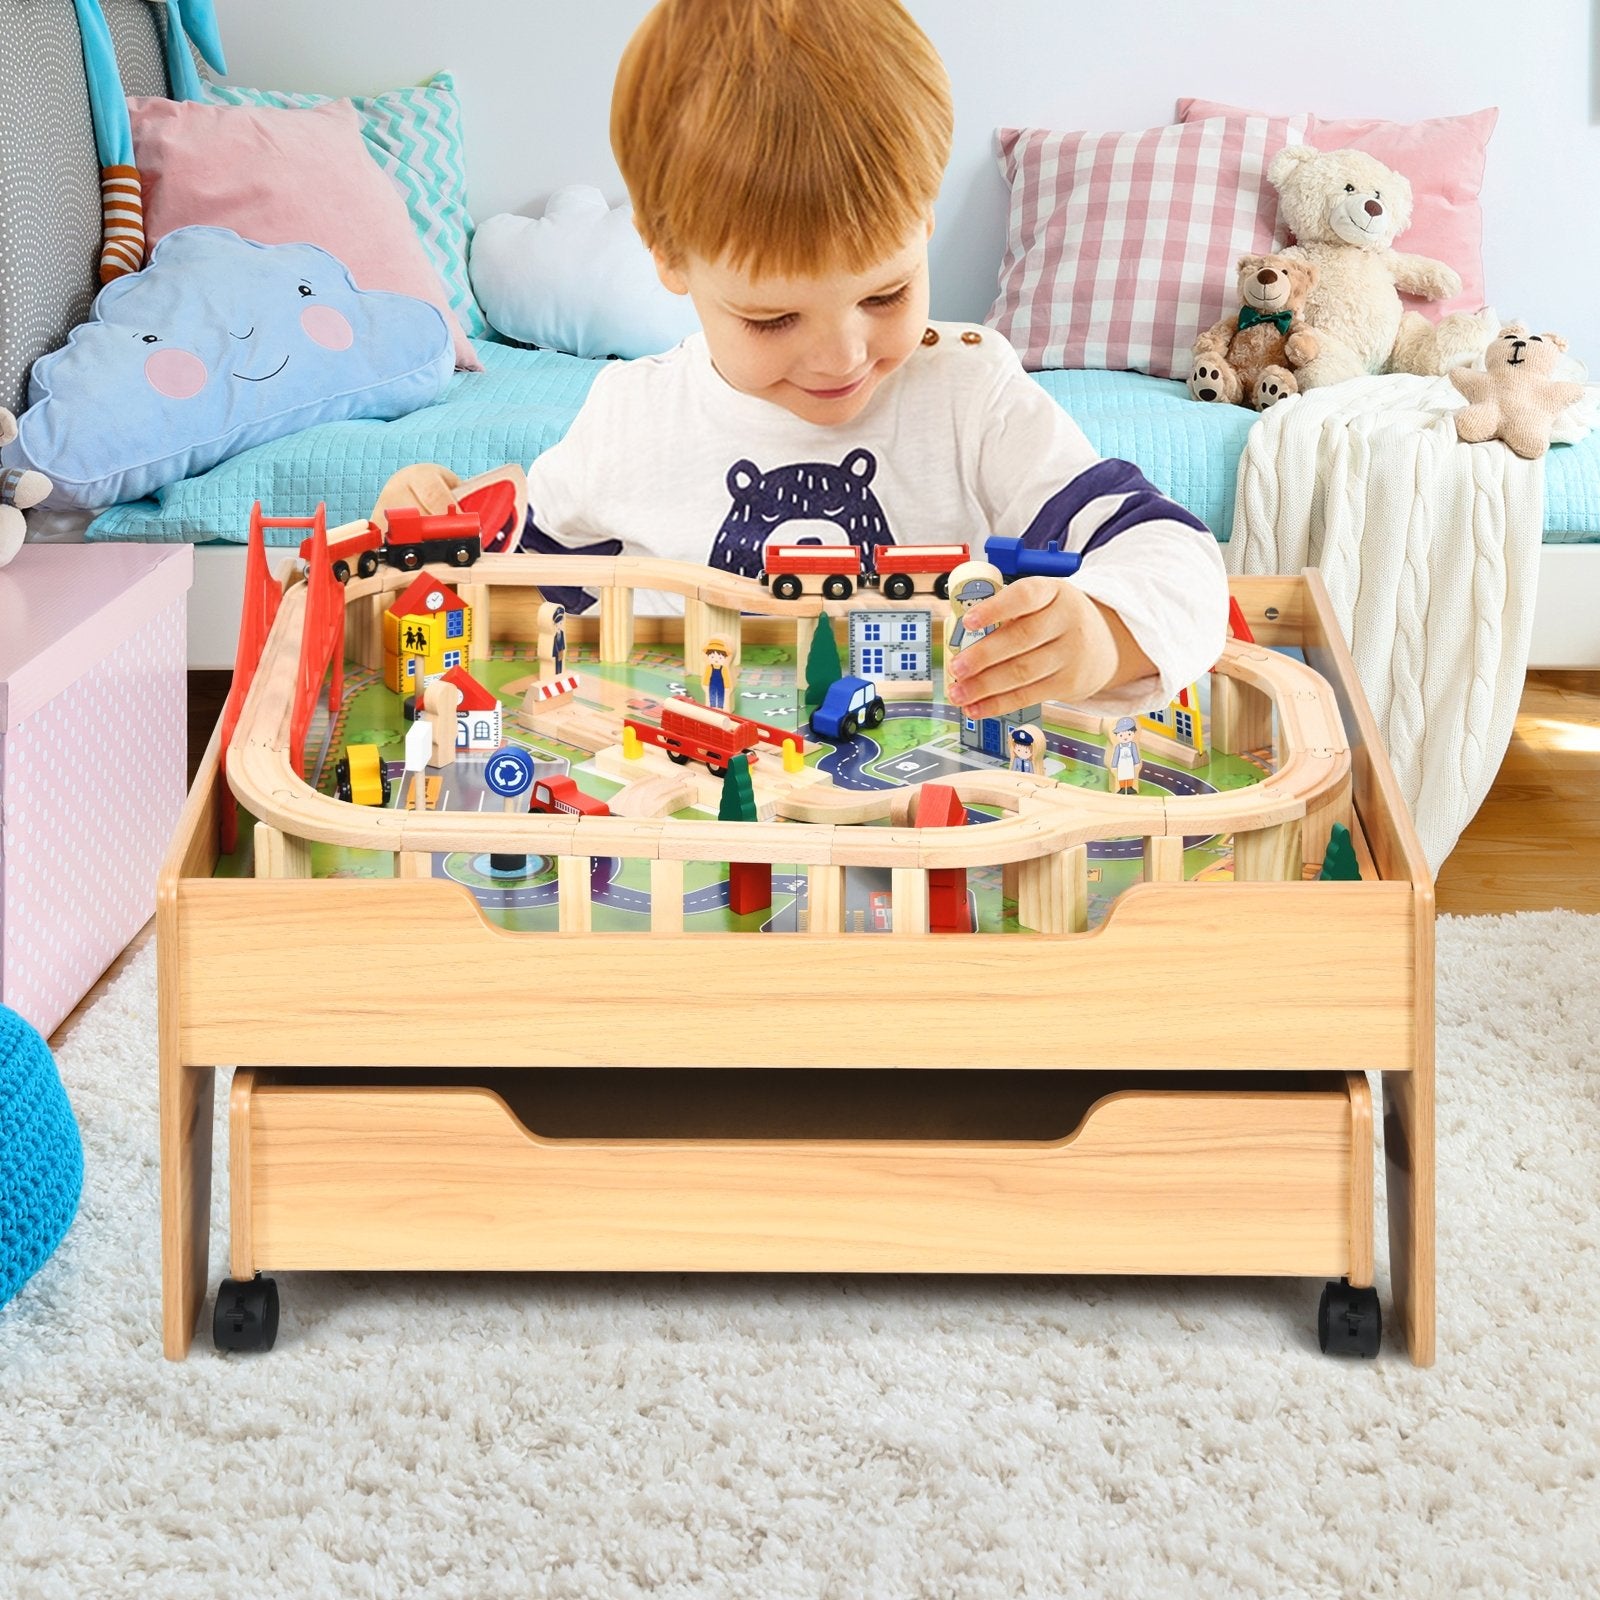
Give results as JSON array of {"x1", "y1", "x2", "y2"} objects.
[
  {"x1": 623, "y1": 696, "x2": 802, "y2": 777},
  {"x1": 527, "y1": 775, "x2": 611, "y2": 818}
]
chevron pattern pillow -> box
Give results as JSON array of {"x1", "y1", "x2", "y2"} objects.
[{"x1": 204, "y1": 71, "x2": 487, "y2": 340}]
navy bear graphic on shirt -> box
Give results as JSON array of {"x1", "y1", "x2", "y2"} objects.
[{"x1": 709, "y1": 448, "x2": 895, "y2": 578}]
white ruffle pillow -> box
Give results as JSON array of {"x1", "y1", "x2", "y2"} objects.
[{"x1": 469, "y1": 185, "x2": 700, "y2": 360}]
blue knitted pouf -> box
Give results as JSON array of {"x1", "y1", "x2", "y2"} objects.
[{"x1": 0, "y1": 1005, "x2": 84, "y2": 1310}]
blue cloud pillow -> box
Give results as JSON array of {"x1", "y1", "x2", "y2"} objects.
[{"x1": 2, "y1": 227, "x2": 454, "y2": 507}]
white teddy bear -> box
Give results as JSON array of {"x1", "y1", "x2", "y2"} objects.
[
  {"x1": 0, "y1": 408, "x2": 52, "y2": 568},
  {"x1": 1268, "y1": 144, "x2": 1497, "y2": 389}
]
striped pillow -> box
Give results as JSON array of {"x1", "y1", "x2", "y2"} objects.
[
  {"x1": 204, "y1": 72, "x2": 487, "y2": 340},
  {"x1": 985, "y1": 114, "x2": 1310, "y2": 379}
]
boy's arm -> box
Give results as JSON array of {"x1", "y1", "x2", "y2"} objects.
[{"x1": 963, "y1": 350, "x2": 1230, "y2": 718}]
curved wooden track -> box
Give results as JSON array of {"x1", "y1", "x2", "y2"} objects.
[{"x1": 225, "y1": 555, "x2": 1349, "y2": 870}]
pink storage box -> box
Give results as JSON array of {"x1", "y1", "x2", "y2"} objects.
[{"x1": 0, "y1": 544, "x2": 192, "y2": 1037}]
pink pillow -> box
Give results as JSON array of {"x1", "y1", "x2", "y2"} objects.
[
  {"x1": 985, "y1": 114, "x2": 1310, "y2": 379},
  {"x1": 1176, "y1": 99, "x2": 1496, "y2": 320},
  {"x1": 127, "y1": 96, "x2": 480, "y2": 370}
]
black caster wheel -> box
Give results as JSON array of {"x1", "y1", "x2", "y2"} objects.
[
  {"x1": 213, "y1": 1274, "x2": 279, "y2": 1353},
  {"x1": 1318, "y1": 1279, "x2": 1381, "y2": 1358}
]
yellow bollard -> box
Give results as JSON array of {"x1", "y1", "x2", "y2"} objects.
[
  {"x1": 782, "y1": 737, "x2": 803, "y2": 773},
  {"x1": 622, "y1": 725, "x2": 644, "y2": 760}
]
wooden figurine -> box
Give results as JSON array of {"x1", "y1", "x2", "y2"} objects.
[
  {"x1": 1108, "y1": 716, "x2": 1143, "y2": 795},
  {"x1": 1008, "y1": 723, "x2": 1044, "y2": 775},
  {"x1": 422, "y1": 679, "x2": 464, "y2": 768},
  {"x1": 702, "y1": 637, "x2": 736, "y2": 710},
  {"x1": 536, "y1": 601, "x2": 568, "y2": 676},
  {"x1": 945, "y1": 560, "x2": 1003, "y2": 654}
]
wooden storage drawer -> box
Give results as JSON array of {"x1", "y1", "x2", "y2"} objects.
[{"x1": 231, "y1": 1068, "x2": 1373, "y2": 1283}]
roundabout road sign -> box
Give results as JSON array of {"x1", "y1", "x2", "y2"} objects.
[{"x1": 483, "y1": 745, "x2": 535, "y2": 798}]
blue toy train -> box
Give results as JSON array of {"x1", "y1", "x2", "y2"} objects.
[{"x1": 984, "y1": 535, "x2": 1082, "y2": 581}]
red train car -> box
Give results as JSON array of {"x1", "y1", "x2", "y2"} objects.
[
  {"x1": 761, "y1": 544, "x2": 861, "y2": 600},
  {"x1": 872, "y1": 542, "x2": 969, "y2": 600},
  {"x1": 760, "y1": 541, "x2": 969, "y2": 601},
  {"x1": 624, "y1": 696, "x2": 801, "y2": 777}
]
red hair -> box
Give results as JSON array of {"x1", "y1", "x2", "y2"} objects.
[{"x1": 611, "y1": 0, "x2": 952, "y2": 277}]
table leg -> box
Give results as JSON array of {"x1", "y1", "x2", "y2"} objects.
[
  {"x1": 160, "y1": 1058, "x2": 214, "y2": 1360},
  {"x1": 1382, "y1": 1068, "x2": 1436, "y2": 1366}
]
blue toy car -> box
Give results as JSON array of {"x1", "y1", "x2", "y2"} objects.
[
  {"x1": 810, "y1": 676, "x2": 886, "y2": 741},
  {"x1": 985, "y1": 534, "x2": 1082, "y2": 581}
]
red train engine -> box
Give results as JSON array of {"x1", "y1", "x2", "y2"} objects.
[
  {"x1": 380, "y1": 506, "x2": 481, "y2": 571},
  {"x1": 623, "y1": 696, "x2": 802, "y2": 777}
]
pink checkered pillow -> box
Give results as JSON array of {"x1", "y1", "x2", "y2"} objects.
[{"x1": 985, "y1": 114, "x2": 1310, "y2": 378}]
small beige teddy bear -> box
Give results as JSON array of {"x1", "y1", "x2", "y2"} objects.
[
  {"x1": 1, "y1": 407, "x2": 53, "y2": 568},
  {"x1": 1189, "y1": 253, "x2": 1321, "y2": 410},
  {"x1": 1450, "y1": 323, "x2": 1584, "y2": 460}
]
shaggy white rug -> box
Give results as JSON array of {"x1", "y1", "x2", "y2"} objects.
[{"x1": 2, "y1": 914, "x2": 1597, "y2": 1600}]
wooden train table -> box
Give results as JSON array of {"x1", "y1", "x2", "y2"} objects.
[{"x1": 159, "y1": 545, "x2": 1433, "y2": 1364}]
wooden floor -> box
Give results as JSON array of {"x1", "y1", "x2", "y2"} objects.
[
  {"x1": 1434, "y1": 671, "x2": 1600, "y2": 915},
  {"x1": 43, "y1": 669, "x2": 1600, "y2": 1054}
]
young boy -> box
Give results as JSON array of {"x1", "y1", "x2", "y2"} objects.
[{"x1": 516, "y1": 0, "x2": 1228, "y2": 722}]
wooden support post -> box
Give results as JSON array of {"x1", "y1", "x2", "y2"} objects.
[
  {"x1": 649, "y1": 858, "x2": 684, "y2": 932},
  {"x1": 1211, "y1": 673, "x2": 1274, "y2": 757},
  {"x1": 1234, "y1": 818, "x2": 1303, "y2": 882},
  {"x1": 253, "y1": 822, "x2": 310, "y2": 879},
  {"x1": 558, "y1": 855, "x2": 592, "y2": 932},
  {"x1": 806, "y1": 864, "x2": 845, "y2": 933},
  {"x1": 349, "y1": 591, "x2": 385, "y2": 673},
  {"x1": 1063, "y1": 843, "x2": 1089, "y2": 933},
  {"x1": 395, "y1": 850, "x2": 433, "y2": 879},
  {"x1": 1302, "y1": 773, "x2": 1354, "y2": 875},
  {"x1": 1002, "y1": 860, "x2": 1020, "y2": 905},
  {"x1": 1017, "y1": 857, "x2": 1038, "y2": 932},
  {"x1": 1142, "y1": 834, "x2": 1184, "y2": 884},
  {"x1": 1016, "y1": 845, "x2": 1087, "y2": 934},
  {"x1": 460, "y1": 582, "x2": 491, "y2": 662},
  {"x1": 891, "y1": 866, "x2": 928, "y2": 936},
  {"x1": 600, "y1": 587, "x2": 634, "y2": 664}
]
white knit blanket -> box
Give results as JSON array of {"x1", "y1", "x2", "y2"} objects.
[{"x1": 1226, "y1": 373, "x2": 1595, "y2": 875}]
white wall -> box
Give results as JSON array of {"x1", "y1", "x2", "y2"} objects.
[{"x1": 214, "y1": 0, "x2": 1600, "y2": 354}]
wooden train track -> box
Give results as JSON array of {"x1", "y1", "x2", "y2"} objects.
[{"x1": 224, "y1": 555, "x2": 1350, "y2": 875}]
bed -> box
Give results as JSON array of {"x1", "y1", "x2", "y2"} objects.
[{"x1": 6, "y1": 0, "x2": 1598, "y2": 669}]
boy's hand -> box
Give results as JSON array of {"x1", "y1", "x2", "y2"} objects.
[{"x1": 945, "y1": 578, "x2": 1153, "y2": 719}]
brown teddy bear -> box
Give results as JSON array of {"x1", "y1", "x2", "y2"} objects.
[
  {"x1": 1188, "y1": 254, "x2": 1321, "y2": 410},
  {"x1": 1450, "y1": 322, "x2": 1585, "y2": 459}
]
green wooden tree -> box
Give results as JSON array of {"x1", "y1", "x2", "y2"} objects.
[
  {"x1": 718, "y1": 753, "x2": 758, "y2": 823},
  {"x1": 803, "y1": 616, "x2": 842, "y2": 710},
  {"x1": 1319, "y1": 821, "x2": 1361, "y2": 881}
]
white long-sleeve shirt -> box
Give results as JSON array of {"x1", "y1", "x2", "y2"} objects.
[{"x1": 521, "y1": 320, "x2": 1228, "y2": 715}]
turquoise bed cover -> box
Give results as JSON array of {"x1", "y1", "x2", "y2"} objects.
[{"x1": 86, "y1": 340, "x2": 1600, "y2": 546}]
